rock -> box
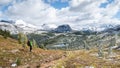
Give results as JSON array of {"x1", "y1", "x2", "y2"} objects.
[
  {"x1": 11, "y1": 63, "x2": 17, "y2": 67},
  {"x1": 9, "y1": 59, "x2": 13, "y2": 63},
  {"x1": 11, "y1": 49, "x2": 19, "y2": 53},
  {"x1": 3, "y1": 50, "x2": 6, "y2": 52},
  {"x1": 85, "y1": 66, "x2": 94, "y2": 68},
  {"x1": 53, "y1": 24, "x2": 72, "y2": 33},
  {"x1": 114, "y1": 45, "x2": 120, "y2": 50}
]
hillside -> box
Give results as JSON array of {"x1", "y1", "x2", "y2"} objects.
[
  {"x1": 0, "y1": 35, "x2": 63, "y2": 68},
  {"x1": 0, "y1": 35, "x2": 120, "y2": 68}
]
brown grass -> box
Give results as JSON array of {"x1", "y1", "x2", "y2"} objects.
[{"x1": 0, "y1": 35, "x2": 120, "y2": 68}]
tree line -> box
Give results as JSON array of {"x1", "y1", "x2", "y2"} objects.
[{"x1": 0, "y1": 29, "x2": 11, "y2": 39}]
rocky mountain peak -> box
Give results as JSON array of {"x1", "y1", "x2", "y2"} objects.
[{"x1": 53, "y1": 24, "x2": 72, "y2": 33}]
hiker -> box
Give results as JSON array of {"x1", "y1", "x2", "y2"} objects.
[{"x1": 27, "y1": 40, "x2": 32, "y2": 52}]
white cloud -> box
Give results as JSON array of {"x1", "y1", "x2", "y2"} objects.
[
  {"x1": 7, "y1": 0, "x2": 49, "y2": 17},
  {"x1": 45, "y1": 0, "x2": 70, "y2": 3},
  {"x1": 0, "y1": 11, "x2": 2, "y2": 18},
  {"x1": 0, "y1": 0, "x2": 12, "y2": 5},
  {"x1": 46, "y1": 0, "x2": 58, "y2": 3},
  {"x1": 61, "y1": 0, "x2": 70, "y2": 2},
  {"x1": 2, "y1": 0, "x2": 120, "y2": 30},
  {"x1": 64, "y1": 0, "x2": 120, "y2": 30},
  {"x1": 5, "y1": 0, "x2": 57, "y2": 25},
  {"x1": 101, "y1": 0, "x2": 120, "y2": 17}
]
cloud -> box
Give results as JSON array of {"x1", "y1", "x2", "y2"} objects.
[
  {"x1": 45, "y1": 0, "x2": 59, "y2": 3},
  {"x1": 0, "y1": 11, "x2": 2, "y2": 17},
  {"x1": 0, "y1": 0, "x2": 13, "y2": 12},
  {"x1": 101, "y1": 0, "x2": 120, "y2": 17},
  {"x1": 44, "y1": 0, "x2": 70, "y2": 3},
  {"x1": 1, "y1": 0, "x2": 120, "y2": 30},
  {"x1": 5, "y1": 0, "x2": 57, "y2": 24},
  {"x1": 0, "y1": 0, "x2": 12, "y2": 5},
  {"x1": 63, "y1": 0, "x2": 120, "y2": 30}
]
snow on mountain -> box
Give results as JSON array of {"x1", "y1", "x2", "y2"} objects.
[
  {"x1": 15, "y1": 20, "x2": 38, "y2": 33},
  {"x1": 0, "y1": 22, "x2": 18, "y2": 34},
  {"x1": 72, "y1": 23, "x2": 118, "y2": 32},
  {"x1": 0, "y1": 20, "x2": 38, "y2": 34},
  {"x1": 0, "y1": 19, "x2": 58, "y2": 34},
  {"x1": 15, "y1": 20, "x2": 37, "y2": 28},
  {"x1": 41, "y1": 24, "x2": 57, "y2": 30},
  {"x1": 1, "y1": 19, "x2": 120, "y2": 34}
]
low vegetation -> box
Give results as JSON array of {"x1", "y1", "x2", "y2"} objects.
[
  {"x1": 0, "y1": 33, "x2": 120, "y2": 68},
  {"x1": 0, "y1": 29, "x2": 11, "y2": 39}
]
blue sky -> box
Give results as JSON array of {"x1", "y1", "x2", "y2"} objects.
[
  {"x1": 44, "y1": 0, "x2": 69, "y2": 9},
  {"x1": 44, "y1": 0, "x2": 115, "y2": 9},
  {"x1": 53, "y1": 0, "x2": 119, "y2": 21},
  {"x1": 37, "y1": 0, "x2": 118, "y2": 20},
  {"x1": 0, "y1": 0, "x2": 119, "y2": 19},
  {"x1": 0, "y1": 0, "x2": 120, "y2": 30},
  {"x1": 44, "y1": 0, "x2": 120, "y2": 20},
  {"x1": 115, "y1": 11, "x2": 120, "y2": 19},
  {"x1": 0, "y1": 3, "x2": 11, "y2": 12},
  {"x1": 0, "y1": 0, "x2": 119, "y2": 17},
  {"x1": 0, "y1": 0, "x2": 115, "y2": 11},
  {"x1": 100, "y1": 0, "x2": 114, "y2": 8},
  {"x1": 99, "y1": 0, "x2": 120, "y2": 19}
]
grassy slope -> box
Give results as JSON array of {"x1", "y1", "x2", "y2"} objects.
[
  {"x1": 53, "y1": 49, "x2": 120, "y2": 68},
  {"x1": 0, "y1": 35, "x2": 63, "y2": 67},
  {"x1": 0, "y1": 35, "x2": 120, "y2": 68}
]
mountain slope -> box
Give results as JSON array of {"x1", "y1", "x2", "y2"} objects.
[
  {"x1": 0, "y1": 35, "x2": 63, "y2": 67},
  {"x1": 0, "y1": 20, "x2": 38, "y2": 34},
  {"x1": 0, "y1": 22, "x2": 18, "y2": 34},
  {"x1": 0, "y1": 35, "x2": 120, "y2": 68},
  {"x1": 52, "y1": 24, "x2": 72, "y2": 33}
]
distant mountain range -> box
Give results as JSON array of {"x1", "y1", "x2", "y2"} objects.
[
  {"x1": 0, "y1": 19, "x2": 120, "y2": 34},
  {"x1": 0, "y1": 20, "x2": 37, "y2": 34},
  {"x1": 0, "y1": 20, "x2": 15, "y2": 23},
  {"x1": 0, "y1": 20, "x2": 73, "y2": 34}
]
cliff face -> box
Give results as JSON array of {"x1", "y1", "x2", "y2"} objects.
[{"x1": 54, "y1": 24, "x2": 72, "y2": 33}]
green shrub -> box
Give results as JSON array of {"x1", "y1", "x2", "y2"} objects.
[{"x1": 16, "y1": 58, "x2": 21, "y2": 66}]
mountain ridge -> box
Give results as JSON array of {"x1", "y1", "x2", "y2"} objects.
[{"x1": 1, "y1": 19, "x2": 120, "y2": 34}]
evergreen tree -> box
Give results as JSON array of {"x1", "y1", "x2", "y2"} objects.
[
  {"x1": 18, "y1": 32, "x2": 28, "y2": 47},
  {"x1": 22, "y1": 34, "x2": 28, "y2": 47},
  {"x1": 18, "y1": 32, "x2": 24, "y2": 44},
  {"x1": 0, "y1": 29, "x2": 11, "y2": 39},
  {"x1": 3, "y1": 30, "x2": 7, "y2": 39},
  {"x1": 32, "y1": 39, "x2": 37, "y2": 48},
  {"x1": 40, "y1": 44, "x2": 45, "y2": 49}
]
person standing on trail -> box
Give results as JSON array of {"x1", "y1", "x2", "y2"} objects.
[{"x1": 27, "y1": 40, "x2": 33, "y2": 52}]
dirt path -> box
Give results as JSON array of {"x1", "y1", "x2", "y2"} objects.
[
  {"x1": 21, "y1": 56, "x2": 65, "y2": 68},
  {"x1": 40, "y1": 59, "x2": 58, "y2": 68},
  {"x1": 40, "y1": 51, "x2": 80, "y2": 68},
  {"x1": 17, "y1": 53, "x2": 66, "y2": 68},
  {"x1": 40, "y1": 55, "x2": 66, "y2": 68}
]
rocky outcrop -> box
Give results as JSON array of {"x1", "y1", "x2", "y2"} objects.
[{"x1": 53, "y1": 24, "x2": 72, "y2": 33}]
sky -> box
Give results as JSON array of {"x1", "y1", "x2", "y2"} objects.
[{"x1": 0, "y1": 0, "x2": 120, "y2": 30}]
